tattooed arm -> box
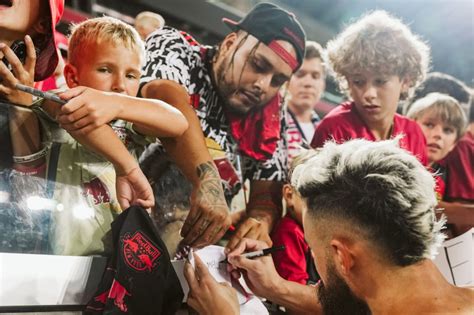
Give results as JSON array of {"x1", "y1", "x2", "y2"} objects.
[{"x1": 141, "y1": 80, "x2": 232, "y2": 247}]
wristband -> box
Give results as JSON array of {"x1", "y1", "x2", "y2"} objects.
[{"x1": 12, "y1": 146, "x2": 48, "y2": 164}]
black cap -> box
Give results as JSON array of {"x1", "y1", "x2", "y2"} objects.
[{"x1": 223, "y1": 2, "x2": 306, "y2": 72}]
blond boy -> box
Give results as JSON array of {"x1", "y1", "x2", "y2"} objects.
[
  {"x1": 35, "y1": 17, "x2": 187, "y2": 255},
  {"x1": 311, "y1": 10, "x2": 429, "y2": 165}
]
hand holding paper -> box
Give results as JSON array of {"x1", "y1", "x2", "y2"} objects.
[
  {"x1": 184, "y1": 253, "x2": 239, "y2": 315},
  {"x1": 172, "y1": 245, "x2": 269, "y2": 314}
]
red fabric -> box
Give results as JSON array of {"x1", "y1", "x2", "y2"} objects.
[
  {"x1": 268, "y1": 40, "x2": 298, "y2": 71},
  {"x1": 226, "y1": 94, "x2": 281, "y2": 161},
  {"x1": 13, "y1": 163, "x2": 47, "y2": 176},
  {"x1": 271, "y1": 214, "x2": 309, "y2": 285},
  {"x1": 311, "y1": 102, "x2": 428, "y2": 165},
  {"x1": 434, "y1": 173, "x2": 446, "y2": 202},
  {"x1": 54, "y1": 30, "x2": 69, "y2": 50},
  {"x1": 35, "y1": 76, "x2": 57, "y2": 91},
  {"x1": 441, "y1": 131, "x2": 474, "y2": 201},
  {"x1": 35, "y1": 0, "x2": 64, "y2": 81},
  {"x1": 49, "y1": 0, "x2": 64, "y2": 25}
]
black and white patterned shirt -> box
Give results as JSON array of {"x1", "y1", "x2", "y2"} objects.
[{"x1": 140, "y1": 27, "x2": 288, "y2": 199}]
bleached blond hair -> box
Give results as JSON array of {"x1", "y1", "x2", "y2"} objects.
[
  {"x1": 68, "y1": 16, "x2": 145, "y2": 67},
  {"x1": 326, "y1": 10, "x2": 430, "y2": 99},
  {"x1": 292, "y1": 137, "x2": 445, "y2": 266}
]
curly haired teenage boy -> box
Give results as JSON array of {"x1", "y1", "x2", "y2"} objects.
[{"x1": 311, "y1": 10, "x2": 429, "y2": 165}]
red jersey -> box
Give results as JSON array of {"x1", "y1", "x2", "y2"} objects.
[
  {"x1": 271, "y1": 214, "x2": 317, "y2": 285},
  {"x1": 311, "y1": 102, "x2": 428, "y2": 165},
  {"x1": 441, "y1": 131, "x2": 474, "y2": 201}
]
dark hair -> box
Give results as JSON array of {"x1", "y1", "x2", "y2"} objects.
[
  {"x1": 214, "y1": 31, "x2": 265, "y2": 89},
  {"x1": 411, "y1": 72, "x2": 471, "y2": 105}
]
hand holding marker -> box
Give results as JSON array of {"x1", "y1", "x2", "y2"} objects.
[
  {"x1": 15, "y1": 83, "x2": 66, "y2": 105},
  {"x1": 220, "y1": 245, "x2": 285, "y2": 264}
]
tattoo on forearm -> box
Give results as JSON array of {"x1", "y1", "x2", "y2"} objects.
[{"x1": 196, "y1": 161, "x2": 227, "y2": 207}]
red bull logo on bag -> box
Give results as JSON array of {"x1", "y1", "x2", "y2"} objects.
[{"x1": 122, "y1": 231, "x2": 161, "y2": 272}]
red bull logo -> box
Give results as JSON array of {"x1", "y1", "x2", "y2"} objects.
[
  {"x1": 122, "y1": 231, "x2": 161, "y2": 272},
  {"x1": 108, "y1": 279, "x2": 130, "y2": 312}
]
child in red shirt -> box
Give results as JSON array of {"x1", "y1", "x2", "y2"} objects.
[
  {"x1": 406, "y1": 93, "x2": 467, "y2": 199},
  {"x1": 407, "y1": 93, "x2": 473, "y2": 236},
  {"x1": 310, "y1": 10, "x2": 430, "y2": 165},
  {"x1": 271, "y1": 152, "x2": 319, "y2": 285}
]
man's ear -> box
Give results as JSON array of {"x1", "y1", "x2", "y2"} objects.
[
  {"x1": 282, "y1": 184, "x2": 294, "y2": 208},
  {"x1": 220, "y1": 32, "x2": 239, "y2": 56},
  {"x1": 330, "y1": 238, "x2": 355, "y2": 277},
  {"x1": 400, "y1": 77, "x2": 412, "y2": 95},
  {"x1": 64, "y1": 64, "x2": 79, "y2": 88}
]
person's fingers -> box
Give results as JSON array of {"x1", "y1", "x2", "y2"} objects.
[
  {"x1": 231, "y1": 209, "x2": 246, "y2": 224},
  {"x1": 194, "y1": 215, "x2": 229, "y2": 248},
  {"x1": 136, "y1": 196, "x2": 155, "y2": 208},
  {"x1": 118, "y1": 197, "x2": 131, "y2": 210},
  {"x1": 0, "y1": 43, "x2": 27, "y2": 81},
  {"x1": 0, "y1": 55, "x2": 18, "y2": 88},
  {"x1": 219, "y1": 281, "x2": 231, "y2": 287},
  {"x1": 261, "y1": 233, "x2": 273, "y2": 247},
  {"x1": 58, "y1": 86, "x2": 87, "y2": 102},
  {"x1": 225, "y1": 219, "x2": 254, "y2": 252},
  {"x1": 58, "y1": 111, "x2": 91, "y2": 130},
  {"x1": 208, "y1": 226, "x2": 225, "y2": 247},
  {"x1": 193, "y1": 253, "x2": 212, "y2": 282},
  {"x1": 23, "y1": 35, "x2": 37, "y2": 75},
  {"x1": 230, "y1": 269, "x2": 241, "y2": 280},
  {"x1": 181, "y1": 204, "x2": 201, "y2": 237},
  {"x1": 227, "y1": 252, "x2": 259, "y2": 271},
  {"x1": 239, "y1": 224, "x2": 272, "y2": 246},
  {"x1": 184, "y1": 260, "x2": 199, "y2": 292},
  {"x1": 60, "y1": 96, "x2": 87, "y2": 115},
  {"x1": 208, "y1": 212, "x2": 232, "y2": 245},
  {"x1": 0, "y1": 85, "x2": 12, "y2": 97},
  {"x1": 228, "y1": 237, "x2": 266, "y2": 257},
  {"x1": 183, "y1": 215, "x2": 211, "y2": 246},
  {"x1": 240, "y1": 225, "x2": 260, "y2": 240}
]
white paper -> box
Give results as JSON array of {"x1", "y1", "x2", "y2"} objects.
[
  {"x1": 432, "y1": 228, "x2": 474, "y2": 286},
  {"x1": 172, "y1": 245, "x2": 268, "y2": 314}
]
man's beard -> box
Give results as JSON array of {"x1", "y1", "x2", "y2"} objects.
[
  {"x1": 317, "y1": 264, "x2": 371, "y2": 315},
  {"x1": 214, "y1": 55, "x2": 264, "y2": 116},
  {"x1": 215, "y1": 61, "x2": 236, "y2": 107}
]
